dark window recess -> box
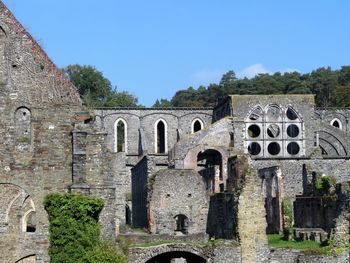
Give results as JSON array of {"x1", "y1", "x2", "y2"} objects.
[
  {"x1": 174, "y1": 214, "x2": 188, "y2": 234},
  {"x1": 248, "y1": 142, "x2": 261, "y2": 155},
  {"x1": 26, "y1": 212, "x2": 36, "y2": 233},
  {"x1": 286, "y1": 108, "x2": 298, "y2": 120},
  {"x1": 267, "y1": 142, "x2": 281, "y2": 155},
  {"x1": 193, "y1": 120, "x2": 202, "y2": 132},
  {"x1": 157, "y1": 121, "x2": 166, "y2": 153},
  {"x1": 287, "y1": 142, "x2": 300, "y2": 155},
  {"x1": 116, "y1": 121, "x2": 125, "y2": 152},
  {"x1": 287, "y1": 124, "x2": 299, "y2": 138},
  {"x1": 332, "y1": 120, "x2": 340, "y2": 128},
  {"x1": 248, "y1": 124, "x2": 261, "y2": 138}
]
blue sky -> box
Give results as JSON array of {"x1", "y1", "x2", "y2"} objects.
[{"x1": 3, "y1": 0, "x2": 350, "y2": 106}]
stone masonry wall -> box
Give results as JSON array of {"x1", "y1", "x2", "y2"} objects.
[
  {"x1": 238, "y1": 164, "x2": 269, "y2": 263},
  {"x1": 0, "y1": 2, "x2": 83, "y2": 262},
  {"x1": 94, "y1": 108, "x2": 213, "y2": 156},
  {"x1": 148, "y1": 169, "x2": 209, "y2": 236}
]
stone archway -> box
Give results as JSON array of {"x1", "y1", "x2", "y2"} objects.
[{"x1": 146, "y1": 251, "x2": 206, "y2": 263}]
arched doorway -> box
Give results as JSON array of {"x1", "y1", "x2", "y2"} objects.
[
  {"x1": 197, "y1": 149, "x2": 223, "y2": 193},
  {"x1": 145, "y1": 251, "x2": 206, "y2": 263},
  {"x1": 174, "y1": 214, "x2": 188, "y2": 234}
]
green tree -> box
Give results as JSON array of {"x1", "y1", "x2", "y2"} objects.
[
  {"x1": 251, "y1": 73, "x2": 283, "y2": 94},
  {"x1": 104, "y1": 89, "x2": 139, "y2": 107},
  {"x1": 337, "y1": 66, "x2": 350, "y2": 85},
  {"x1": 308, "y1": 67, "x2": 338, "y2": 107},
  {"x1": 65, "y1": 64, "x2": 139, "y2": 107},
  {"x1": 153, "y1": 98, "x2": 172, "y2": 107},
  {"x1": 281, "y1": 72, "x2": 310, "y2": 94},
  {"x1": 331, "y1": 84, "x2": 350, "y2": 107}
]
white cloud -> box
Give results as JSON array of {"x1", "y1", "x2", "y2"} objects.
[
  {"x1": 280, "y1": 68, "x2": 300, "y2": 73},
  {"x1": 191, "y1": 69, "x2": 224, "y2": 87},
  {"x1": 237, "y1": 64, "x2": 270, "y2": 79}
]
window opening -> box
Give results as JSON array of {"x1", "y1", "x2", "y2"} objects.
[
  {"x1": 286, "y1": 107, "x2": 298, "y2": 120},
  {"x1": 248, "y1": 124, "x2": 261, "y2": 138},
  {"x1": 287, "y1": 142, "x2": 300, "y2": 155},
  {"x1": 268, "y1": 142, "x2": 281, "y2": 155},
  {"x1": 332, "y1": 120, "x2": 340, "y2": 128},
  {"x1": 248, "y1": 142, "x2": 261, "y2": 155},
  {"x1": 174, "y1": 214, "x2": 188, "y2": 234},
  {"x1": 116, "y1": 120, "x2": 126, "y2": 152},
  {"x1": 287, "y1": 124, "x2": 299, "y2": 138},
  {"x1": 193, "y1": 120, "x2": 202, "y2": 132},
  {"x1": 267, "y1": 124, "x2": 280, "y2": 138},
  {"x1": 156, "y1": 120, "x2": 166, "y2": 153}
]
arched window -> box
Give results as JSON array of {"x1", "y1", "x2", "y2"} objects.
[
  {"x1": 330, "y1": 118, "x2": 342, "y2": 130},
  {"x1": 114, "y1": 118, "x2": 127, "y2": 152},
  {"x1": 248, "y1": 106, "x2": 263, "y2": 121},
  {"x1": 155, "y1": 119, "x2": 167, "y2": 153},
  {"x1": 22, "y1": 197, "x2": 36, "y2": 233},
  {"x1": 15, "y1": 107, "x2": 32, "y2": 150},
  {"x1": 174, "y1": 214, "x2": 188, "y2": 234},
  {"x1": 191, "y1": 118, "x2": 204, "y2": 133}
]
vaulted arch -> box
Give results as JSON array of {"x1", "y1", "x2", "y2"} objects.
[{"x1": 318, "y1": 130, "x2": 347, "y2": 156}]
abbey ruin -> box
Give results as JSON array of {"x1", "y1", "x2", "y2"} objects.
[{"x1": 0, "y1": 1, "x2": 349, "y2": 262}]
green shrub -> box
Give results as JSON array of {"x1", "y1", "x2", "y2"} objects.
[
  {"x1": 79, "y1": 241, "x2": 127, "y2": 263},
  {"x1": 44, "y1": 193, "x2": 126, "y2": 263},
  {"x1": 282, "y1": 198, "x2": 294, "y2": 240},
  {"x1": 315, "y1": 176, "x2": 336, "y2": 194}
]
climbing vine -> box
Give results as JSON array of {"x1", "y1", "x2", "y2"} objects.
[{"x1": 44, "y1": 193, "x2": 126, "y2": 263}]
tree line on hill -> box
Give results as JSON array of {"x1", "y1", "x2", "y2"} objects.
[{"x1": 64, "y1": 65, "x2": 350, "y2": 108}]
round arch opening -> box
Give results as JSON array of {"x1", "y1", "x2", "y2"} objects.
[{"x1": 145, "y1": 251, "x2": 206, "y2": 263}]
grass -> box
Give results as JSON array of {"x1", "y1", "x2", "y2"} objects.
[
  {"x1": 268, "y1": 234, "x2": 350, "y2": 256},
  {"x1": 268, "y1": 234, "x2": 322, "y2": 250},
  {"x1": 132, "y1": 240, "x2": 182, "y2": 248}
]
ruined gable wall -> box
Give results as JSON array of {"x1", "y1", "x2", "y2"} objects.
[
  {"x1": 230, "y1": 95, "x2": 316, "y2": 157},
  {"x1": 0, "y1": 2, "x2": 83, "y2": 262},
  {"x1": 148, "y1": 169, "x2": 209, "y2": 235}
]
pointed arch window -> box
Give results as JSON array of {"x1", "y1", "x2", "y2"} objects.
[
  {"x1": 15, "y1": 107, "x2": 32, "y2": 151},
  {"x1": 155, "y1": 119, "x2": 167, "y2": 153},
  {"x1": 330, "y1": 118, "x2": 342, "y2": 130},
  {"x1": 114, "y1": 118, "x2": 127, "y2": 152},
  {"x1": 191, "y1": 118, "x2": 204, "y2": 133}
]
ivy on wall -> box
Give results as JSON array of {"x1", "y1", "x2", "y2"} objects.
[{"x1": 44, "y1": 193, "x2": 126, "y2": 263}]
